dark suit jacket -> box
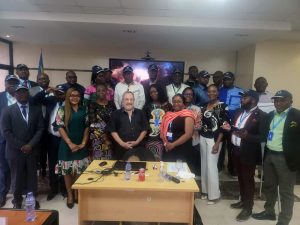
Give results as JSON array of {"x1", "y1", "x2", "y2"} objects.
[
  {"x1": 265, "y1": 108, "x2": 300, "y2": 171},
  {"x1": 232, "y1": 107, "x2": 267, "y2": 165},
  {"x1": 0, "y1": 102, "x2": 44, "y2": 160},
  {"x1": 0, "y1": 92, "x2": 8, "y2": 143},
  {"x1": 29, "y1": 80, "x2": 38, "y2": 87}
]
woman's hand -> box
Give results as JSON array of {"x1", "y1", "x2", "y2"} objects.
[
  {"x1": 68, "y1": 142, "x2": 80, "y2": 152},
  {"x1": 165, "y1": 142, "x2": 176, "y2": 151},
  {"x1": 121, "y1": 141, "x2": 132, "y2": 150},
  {"x1": 212, "y1": 142, "x2": 220, "y2": 154}
]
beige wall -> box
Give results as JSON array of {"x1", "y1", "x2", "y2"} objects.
[
  {"x1": 236, "y1": 45, "x2": 256, "y2": 89},
  {"x1": 253, "y1": 41, "x2": 300, "y2": 108},
  {"x1": 9, "y1": 42, "x2": 236, "y2": 89}
]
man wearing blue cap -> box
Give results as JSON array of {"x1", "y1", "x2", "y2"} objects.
[
  {"x1": 114, "y1": 66, "x2": 145, "y2": 109},
  {"x1": 15, "y1": 64, "x2": 38, "y2": 89},
  {"x1": 222, "y1": 89, "x2": 267, "y2": 221},
  {"x1": 1, "y1": 84, "x2": 44, "y2": 209},
  {"x1": 0, "y1": 75, "x2": 19, "y2": 207},
  {"x1": 193, "y1": 70, "x2": 210, "y2": 107},
  {"x1": 252, "y1": 90, "x2": 300, "y2": 225},
  {"x1": 166, "y1": 68, "x2": 189, "y2": 103}
]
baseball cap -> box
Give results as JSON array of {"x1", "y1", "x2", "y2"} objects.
[
  {"x1": 239, "y1": 89, "x2": 259, "y2": 102},
  {"x1": 15, "y1": 84, "x2": 29, "y2": 91},
  {"x1": 148, "y1": 64, "x2": 158, "y2": 71},
  {"x1": 223, "y1": 72, "x2": 235, "y2": 79},
  {"x1": 123, "y1": 66, "x2": 133, "y2": 73},
  {"x1": 198, "y1": 70, "x2": 210, "y2": 78},
  {"x1": 5, "y1": 74, "x2": 19, "y2": 82},
  {"x1": 16, "y1": 64, "x2": 29, "y2": 70},
  {"x1": 271, "y1": 90, "x2": 293, "y2": 99},
  {"x1": 103, "y1": 68, "x2": 112, "y2": 73}
]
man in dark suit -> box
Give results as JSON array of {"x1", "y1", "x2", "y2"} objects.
[
  {"x1": 0, "y1": 75, "x2": 19, "y2": 207},
  {"x1": 15, "y1": 64, "x2": 38, "y2": 89},
  {"x1": 222, "y1": 89, "x2": 267, "y2": 222},
  {"x1": 1, "y1": 84, "x2": 44, "y2": 209},
  {"x1": 252, "y1": 90, "x2": 300, "y2": 225}
]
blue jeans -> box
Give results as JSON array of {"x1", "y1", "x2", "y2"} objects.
[{"x1": 0, "y1": 141, "x2": 10, "y2": 199}]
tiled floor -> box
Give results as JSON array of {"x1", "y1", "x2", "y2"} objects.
[{"x1": 2, "y1": 185, "x2": 299, "y2": 225}]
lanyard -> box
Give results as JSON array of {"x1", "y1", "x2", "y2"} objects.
[
  {"x1": 168, "y1": 122, "x2": 172, "y2": 131},
  {"x1": 271, "y1": 108, "x2": 290, "y2": 131},
  {"x1": 172, "y1": 84, "x2": 181, "y2": 94},
  {"x1": 237, "y1": 111, "x2": 251, "y2": 128}
]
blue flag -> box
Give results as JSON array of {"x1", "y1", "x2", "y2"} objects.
[{"x1": 37, "y1": 50, "x2": 44, "y2": 75}]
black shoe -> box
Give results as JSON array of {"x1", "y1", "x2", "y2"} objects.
[
  {"x1": 13, "y1": 202, "x2": 22, "y2": 209},
  {"x1": 230, "y1": 201, "x2": 244, "y2": 209},
  {"x1": 0, "y1": 197, "x2": 6, "y2": 208},
  {"x1": 35, "y1": 200, "x2": 40, "y2": 210},
  {"x1": 236, "y1": 209, "x2": 252, "y2": 222},
  {"x1": 252, "y1": 211, "x2": 276, "y2": 221},
  {"x1": 47, "y1": 191, "x2": 57, "y2": 201}
]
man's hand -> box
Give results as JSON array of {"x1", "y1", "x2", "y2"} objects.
[
  {"x1": 127, "y1": 141, "x2": 138, "y2": 148},
  {"x1": 121, "y1": 142, "x2": 132, "y2": 150},
  {"x1": 21, "y1": 144, "x2": 32, "y2": 154},
  {"x1": 238, "y1": 130, "x2": 248, "y2": 139}
]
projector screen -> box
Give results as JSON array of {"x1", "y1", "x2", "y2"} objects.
[{"x1": 109, "y1": 58, "x2": 185, "y2": 82}]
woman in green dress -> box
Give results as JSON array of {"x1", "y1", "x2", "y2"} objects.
[{"x1": 55, "y1": 88, "x2": 90, "y2": 208}]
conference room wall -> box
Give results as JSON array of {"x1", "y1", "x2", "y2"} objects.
[
  {"x1": 253, "y1": 41, "x2": 300, "y2": 108},
  {"x1": 10, "y1": 42, "x2": 236, "y2": 90}
]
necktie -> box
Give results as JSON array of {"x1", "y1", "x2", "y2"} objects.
[
  {"x1": 23, "y1": 80, "x2": 28, "y2": 88},
  {"x1": 21, "y1": 105, "x2": 27, "y2": 119}
]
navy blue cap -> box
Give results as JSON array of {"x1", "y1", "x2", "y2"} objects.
[
  {"x1": 198, "y1": 70, "x2": 210, "y2": 78},
  {"x1": 15, "y1": 84, "x2": 29, "y2": 91},
  {"x1": 92, "y1": 65, "x2": 103, "y2": 74},
  {"x1": 5, "y1": 74, "x2": 19, "y2": 82},
  {"x1": 16, "y1": 64, "x2": 29, "y2": 70},
  {"x1": 173, "y1": 68, "x2": 183, "y2": 75},
  {"x1": 123, "y1": 66, "x2": 133, "y2": 73},
  {"x1": 148, "y1": 64, "x2": 158, "y2": 71},
  {"x1": 239, "y1": 89, "x2": 259, "y2": 102},
  {"x1": 223, "y1": 72, "x2": 235, "y2": 79},
  {"x1": 272, "y1": 90, "x2": 293, "y2": 99}
]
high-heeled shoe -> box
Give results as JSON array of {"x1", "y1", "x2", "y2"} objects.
[{"x1": 66, "y1": 192, "x2": 74, "y2": 209}]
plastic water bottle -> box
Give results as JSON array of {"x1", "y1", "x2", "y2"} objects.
[
  {"x1": 159, "y1": 161, "x2": 166, "y2": 182},
  {"x1": 25, "y1": 192, "x2": 36, "y2": 222},
  {"x1": 125, "y1": 162, "x2": 132, "y2": 180}
]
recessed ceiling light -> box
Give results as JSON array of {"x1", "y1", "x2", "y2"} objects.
[
  {"x1": 5, "y1": 35, "x2": 12, "y2": 38},
  {"x1": 122, "y1": 30, "x2": 136, "y2": 33}
]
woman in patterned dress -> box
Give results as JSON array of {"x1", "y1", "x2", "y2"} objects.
[
  {"x1": 55, "y1": 88, "x2": 90, "y2": 208},
  {"x1": 88, "y1": 84, "x2": 116, "y2": 159}
]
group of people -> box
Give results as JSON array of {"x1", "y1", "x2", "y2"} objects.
[{"x1": 0, "y1": 63, "x2": 299, "y2": 225}]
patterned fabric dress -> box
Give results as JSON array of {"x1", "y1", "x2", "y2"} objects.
[
  {"x1": 88, "y1": 101, "x2": 116, "y2": 159},
  {"x1": 55, "y1": 106, "x2": 90, "y2": 175},
  {"x1": 143, "y1": 102, "x2": 172, "y2": 161},
  {"x1": 84, "y1": 84, "x2": 114, "y2": 103}
]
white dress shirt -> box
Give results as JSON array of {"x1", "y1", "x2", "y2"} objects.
[
  {"x1": 114, "y1": 81, "x2": 145, "y2": 109},
  {"x1": 6, "y1": 92, "x2": 16, "y2": 106},
  {"x1": 166, "y1": 83, "x2": 189, "y2": 103}
]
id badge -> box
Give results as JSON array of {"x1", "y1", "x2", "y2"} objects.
[
  {"x1": 267, "y1": 131, "x2": 273, "y2": 141},
  {"x1": 167, "y1": 132, "x2": 173, "y2": 141}
]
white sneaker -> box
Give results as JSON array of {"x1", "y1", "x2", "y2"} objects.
[
  {"x1": 201, "y1": 195, "x2": 207, "y2": 200},
  {"x1": 207, "y1": 200, "x2": 216, "y2": 205}
]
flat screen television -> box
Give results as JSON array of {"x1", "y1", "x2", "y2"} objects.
[{"x1": 109, "y1": 58, "x2": 185, "y2": 82}]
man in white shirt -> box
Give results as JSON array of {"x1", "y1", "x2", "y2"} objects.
[
  {"x1": 254, "y1": 77, "x2": 275, "y2": 113},
  {"x1": 166, "y1": 68, "x2": 189, "y2": 103},
  {"x1": 114, "y1": 66, "x2": 145, "y2": 109}
]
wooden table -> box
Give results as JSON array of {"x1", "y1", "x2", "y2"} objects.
[
  {"x1": 0, "y1": 209, "x2": 59, "y2": 225},
  {"x1": 73, "y1": 160, "x2": 199, "y2": 225}
]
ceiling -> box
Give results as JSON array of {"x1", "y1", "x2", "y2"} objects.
[{"x1": 0, "y1": 0, "x2": 300, "y2": 50}]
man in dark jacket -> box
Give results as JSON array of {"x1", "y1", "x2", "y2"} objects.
[
  {"x1": 252, "y1": 90, "x2": 300, "y2": 225},
  {"x1": 1, "y1": 84, "x2": 44, "y2": 209},
  {"x1": 222, "y1": 89, "x2": 267, "y2": 222}
]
